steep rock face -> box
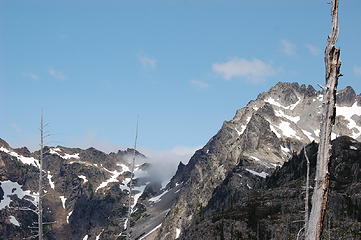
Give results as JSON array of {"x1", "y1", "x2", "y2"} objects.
[
  {"x1": 180, "y1": 137, "x2": 361, "y2": 239},
  {"x1": 158, "y1": 82, "x2": 361, "y2": 239}
]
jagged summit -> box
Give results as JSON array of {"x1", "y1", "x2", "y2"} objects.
[{"x1": 157, "y1": 82, "x2": 361, "y2": 240}]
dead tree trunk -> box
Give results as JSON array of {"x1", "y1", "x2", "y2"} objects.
[
  {"x1": 304, "y1": 147, "x2": 310, "y2": 233},
  {"x1": 306, "y1": 0, "x2": 341, "y2": 239},
  {"x1": 38, "y1": 113, "x2": 44, "y2": 240},
  {"x1": 126, "y1": 117, "x2": 139, "y2": 240}
]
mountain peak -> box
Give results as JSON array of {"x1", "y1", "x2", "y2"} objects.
[{"x1": 337, "y1": 86, "x2": 356, "y2": 106}]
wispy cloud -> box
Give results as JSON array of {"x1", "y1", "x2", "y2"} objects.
[
  {"x1": 141, "y1": 145, "x2": 200, "y2": 186},
  {"x1": 212, "y1": 58, "x2": 277, "y2": 83},
  {"x1": 10, "y1": 123, "x2": 21, "y2": 133},
  {"x1": 281, "y1": 39, "x2": 296, "y2": 56},
  {"x1": 354, "y1": 66, "x2": 361, "y2": 76},
  {"x1": 139, "y1": 55, "x2": 157, "y2": 70},
  {"x1": 58, "y1": 33, "x2": 69, "y2": 40},
  {"x1": 190, "y1": 80, "x2": 209, "y2": 89},
  {"x1": 24, "y1": 72, "x2": 40, "y2": 80},
  {"x1": 306, "y1": 44, "x2": 320, "y2": 56},
  {"x1": 48, "y1": 68, "x2": 66, "y2": 80}
]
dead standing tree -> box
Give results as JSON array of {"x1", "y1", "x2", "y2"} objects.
[
  {"x1": 126, "y1": 117, "x2": 139, "y2": 240},
  {"x1": 306, "y1": 0, "x2": 341, "y2": 239},
  {"x1": 38, "y1": 113, "x2": 45, "y2": 240}
]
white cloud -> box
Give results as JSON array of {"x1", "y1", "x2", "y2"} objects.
[
  {"x1": 10, "y1": 123, "x2": 21, "y2": 133},
  {"x1": 190, "y1": 80, "x2": 209, "y2": 88},
  {"x1": 58, "y1": 33, "x2": 69, "y2": 40},
  {"x1": 48, "y1": 68, "x2": 66, "y2": 80},
  {"x1": 354, "y1": 66, "x2": 361, "y2": 76},
  {"x1": 212, "y1": 58, "x2": 277, "y2": 83},
  {"x1": 24, "y1": 72, "x2": 40, "y2": 80},
  {"x1": 140, "y1": 145, "x2": 200, "y2": 186},
  {"x1": 281, "y1": 39, "x2": 296, "y2": 56},
  {"x1": 306, "y1": 44, "x2": 320, "y2": 56},
  {"x1": 139, "y1": 55, "x2": 157, "y2": 70}
]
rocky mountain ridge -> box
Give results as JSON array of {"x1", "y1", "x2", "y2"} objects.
[
  {"x1": 0, "y1": 139, "x2": 171, "y2": 240},
  {"x1": 157, "y1": 82, "x2": 361, "y2": 239},
  {"x1": 1, "y1": 82, "x2": 361, "y2": 240}
]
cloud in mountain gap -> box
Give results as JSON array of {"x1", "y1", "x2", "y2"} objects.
[{"x1": 140, "y1": 146, "x2": 200, "y2": 187}]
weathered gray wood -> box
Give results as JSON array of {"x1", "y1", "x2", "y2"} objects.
[
  {"x1": 38, "y1": 113, "x2": 44, "y2": 240},
  {"x1": 304, "y1": 147, "x2": 310, "y2": 233},
  {"x1": 126, "y1": 117, "x2": 139, "y2": 240},
  {"x1": 305, "y1": 0, "x2": 341, "y2": 239}
]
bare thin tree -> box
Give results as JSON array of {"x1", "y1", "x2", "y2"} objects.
[
  {"x1": 297, "y1": 147, "x2": 311, "y2": 240},
  {"x1": 306, "y1": 0, "x2": 341, "y2": 239},
  {"x1": 38, "y1": 113, "x2": 44, "y2": 240},
  {"x1": 304, "y1": 147, "x2": 310, "y2": 233},
  {"x1": 126, "y1": 117, "x2": 139, "y2": 240}
]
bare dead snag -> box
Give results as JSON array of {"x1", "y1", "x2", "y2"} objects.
[
  {"x1": 304, "y1": 147, "x2": 310, "y2": 233},
  {"x1": 305, "y1": 0, "x2": 341, "y2": 239}
]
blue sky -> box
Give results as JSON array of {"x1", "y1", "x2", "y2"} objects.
[{"x1": 1, "y1": 0, "x2": 361, "y2": 154}]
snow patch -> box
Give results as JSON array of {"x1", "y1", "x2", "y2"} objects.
[
  {"x1": 62, "y1": 153, "x2": 80, "y2": 159},
  {"x1": 175, "y1": 228, "x2": 181, "y2": 239},
  {"x1": 250, "y1": 156, "x2": 261, "y2": 162},
  {"x1": 234, "y1": 116, "x2": 251, "y2": 136},
  {"x1": 96, "y1": 229, "x2": 104, "y2": 240},
  {"x1": 245, "y1": 169, "x2": 269, "y2": 178},
  {"x1": 270, "y1": 125, "x2": 281, "y2": 138},
  {"x1": 131, "y1": 185, "x2": 147, "y2": 211},
  {"x1": 350, "y1": 146, "x2": 358, "y2": 150},
  {"x1": 116, "y1": 163, "x2": 130, "y2": 173},
  {"x1": 280, "y1": 146, "x2": 290, "y2": 153},
  {"x1": 119, "y1": 178, "x2": 131, "y2": 191},
  {"x1": 265, "y1": 97, "x2": 285, "y2": 108},
  {"x1": 149, "y1": 189, "x2": 169, "y2": 203},
  {"x1": 0, "y1": 180, "x2": 38, "y2": 210},
  {"x1": 278, "y1": 121, "x2": 300, "y2": 139},
  {"x1": 302, "y1": 130, "x2": 315, "y2": 142},
  {"x1": 9, "y1": 215, "x2": 20, "y2": 226},
  {"x1": 247, "y1": 183, "x2": 252, "y2": 189},
  {"x1": 274, "y1": 109, "x2": 300, "y2": 123},
  {"x1": 96, "y1": 169, "x2": 122, "y2": 192},
  {"x1": 78, "y1": 175, "x2": 88, "y2": 184},
  {"x1": 337, "y1": 102, "x2": 361, "y2": 139},
  {"x1": 124, "y1": 218, "x2": 128, "y2": 230},
  {"x1": 47, "y1": 171, "x2": 55, "y2": 189},
  {"x1": 331, "y1": 132, "x2": 337, "y2": 140},
  {"x1": 82, "y1": 235, "x2": 88, "y2": 240},
  {"x1": 0, "y1": 147, "x2": 39, "y2": 167},
  {"x1": 66, "y1": 211, "x2": 73, "y2": 224},
  {"x1": 289, "y1": 98, "x2": 301, "y2": 110},
  {"x1": 50, "y1": 148, "x2": 80, "y2": 160},
  {"x1": 234, "y1": 127, "x2": 242, "y2": 136},
  {"x1": 314, "y1": 129, "x2": 320, "y2": 137},
  {"x1": 60, "y1": 196, "x2": 66, "y2": 209},
  {"x1": 139, "y1": 224, "x2": 162, "y2": 240},
  {"x1": 265, "y1": 97, "x2": 300, "y2": 110}
]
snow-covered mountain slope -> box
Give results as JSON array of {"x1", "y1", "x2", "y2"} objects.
[
  {"x1": 0, "y1": 139, "x2": 159, "y2": 240},
  {"x1": 156, "y1": 82, "x2": 361, "y2": 239}
]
